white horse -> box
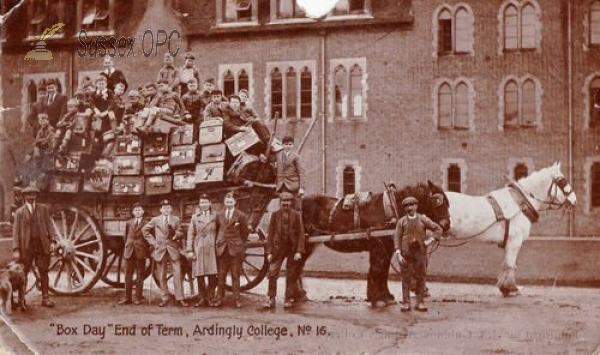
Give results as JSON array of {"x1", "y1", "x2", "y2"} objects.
[{"x1": 444, "y1": 162, "x2": 577, "y2": 296}]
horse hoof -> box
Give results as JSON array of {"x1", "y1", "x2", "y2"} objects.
[{"x1": 372, "y1": 300, "x2": 387, "y2": 308}]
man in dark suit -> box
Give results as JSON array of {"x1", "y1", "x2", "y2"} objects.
[
  {"x1": 12, "y1": 186, "x2": 57, "y2": 308},
  {"x1": 142, "y1": 199, "x2": 188, "y2": 307},
  {"x1": 263, "y1": 192, "x2": 305, "y2": 309},
  {"x1": 27, "y1": 85, "x2": 48, "y2": 137},
  {"x1": 214, "y1": 192, "x2": 249, "y2": 308},
  {"x1": 101, "y1": 57, "x2": 128, "y2": 93},
  {"x1": 118, "y1": 202, "x2": 150, "y2": 306},
  {"x1": 45, "y1": 78, "x2": 67, "y2": 128}
]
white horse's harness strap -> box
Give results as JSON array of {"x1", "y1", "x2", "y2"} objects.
[
  {"x1": 507, "y1": 183, "x2": 540, "y2": 223},
  {"x1": 486, "y1": 195, "x2": 511, "y2": 249}
]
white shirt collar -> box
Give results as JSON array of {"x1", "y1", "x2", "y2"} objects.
[{"x1": 407, "y1": 213, "x2": 418, "y2": 220}]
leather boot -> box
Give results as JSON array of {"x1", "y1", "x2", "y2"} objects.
[{"x1": 263, "y1": 297, "x2": 276, "y2": 309}]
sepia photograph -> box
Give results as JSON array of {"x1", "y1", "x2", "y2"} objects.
[{"x1": 0, "y1": 0, "x2": 598, "y2": 354}]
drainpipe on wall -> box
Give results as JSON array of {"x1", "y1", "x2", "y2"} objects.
[
  {"x1": 567, "y1": 1, "x2": 574, "y2": 237},
  {"x1": 320, "y1": 31, "x2": 327, "y2": 194}
]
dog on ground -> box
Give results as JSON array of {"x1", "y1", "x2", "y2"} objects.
[{"x1": 0, "y1": 261, "x2": 26, "y2": 319}]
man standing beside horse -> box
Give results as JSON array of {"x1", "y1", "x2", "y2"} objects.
[{"x1": 394, "y1": 196, "x2": 443, "y2": 312}]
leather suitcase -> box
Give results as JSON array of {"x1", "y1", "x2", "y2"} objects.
[
  {"x1": 173, "y1": 170, "x2": 196, "y2": 190},
  {"x1": 112, "y1": 176, "x2": 144, "y2": 195},
  {"x1": 195, "y1": 162, "x2": 224, "y2": 184},
  {"x1": 145, "y1": 175, "x2": 173, "y2": 195},
  {"x1": 142, "y1": 132, "x2": 169, "y2": 157},
  {"x1": 200, "y1": 143, "x2": 226, "y2": 163},
  {"x1": 143, "y1": 155, "x2": 171, "y2": 175},
  {"x1": 170, "y1": 125, "x2": 195, "y2": 146},
  {"x1": 169, "y1": 144, "x2": 197, "y2": 167},
  {"x1": 54, "y1": 153, "x2": 82, "y2": 173},
  {"x1": 199, "y1": 119, "x2": 223, "y2": 145},
  {"x1": 115, "y1": 135, "x2": 142, "y2": 156},
  {"x1": 50, "y1": 174, "x2": 81, "y2": 193},
  {"x1": 83, "y1": 159, "x2": 113, "y2": 193},
  {"x1": 113, "y1": 155, "x2": 142, "y2": 175},
  {"x1": 225, "y1": 127, "x2": 260, "y2": 157}
]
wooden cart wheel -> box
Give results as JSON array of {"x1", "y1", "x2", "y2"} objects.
[
  {"x1": 151, "y1": 255, "x2": 200, "y2": 301},
  {"x1": 47, "y1": 206, "x2": 107, "y2": 296},
  {"x1": 226, "y1": 227, "x2": 268, "y2": 292},
  {"x1": 100, "y1": 236, "x2": 152, "y2": 288}
]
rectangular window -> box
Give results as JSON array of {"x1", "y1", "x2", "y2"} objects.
[
  {"x1": 275, "y1": 0, "x2": 306, "y2": 19},
  {"x1": 343, "y1": 166, "x2": 356, "y2": 196},
  {"x1": 332, "y1": 0, "x2": 369, "y2": 16},
  {"x1": 592, "y1": 163, "x2": 600, "y2": 207},
  {"x1": 300, "y1": 70, "x2": 312, "y2": 118},
  {"x1": 448, "y1": 164, "x2": 461, "y2": 192},
  {"x1": 220, "y1": 0, "x2": 257, "y2": 23},
  {"x1": 267, "y1": 61, "x2": 315, "y2": 120},
  {"x1": 79, "y1": 0, "x2": 114, "y2": 33},
  {"x1": 591, "y1": 2, "x2": 600, "y2": 44},
  {"x1": 271, "y1": 70, "x2": 283, "y2": 119},
  {"x1": 29, "y1": 0, "x2": 65, "y2": 38}
]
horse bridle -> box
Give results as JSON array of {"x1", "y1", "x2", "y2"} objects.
[{"x1": 527, "y1": 176, "x2": 574, "y2": 210}]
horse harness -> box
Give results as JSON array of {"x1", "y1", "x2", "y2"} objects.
[
  {"x1": 486, "y1": 181, "x2": 540, "y2": 249},
  {"x1": 327, "y1": 192, "x2": 372, "y2": 231}
]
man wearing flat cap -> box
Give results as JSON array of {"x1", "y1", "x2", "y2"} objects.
[
  {"x1": 142, "y1": 199, "x2": 188, "y2": 307},
  {"x1": 263, "y1": 192, "x2": 306, "y2": 309},
  {"x1": 394, "y1": 196, "x2": 443, "y2": 312},
  {"x1": 12, "y1": 185, "x2": 58, "y2": 307}
]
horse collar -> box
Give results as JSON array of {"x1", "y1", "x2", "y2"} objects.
[{"x1": 507, "y1": 182, "x2": 540, "y2": 223}]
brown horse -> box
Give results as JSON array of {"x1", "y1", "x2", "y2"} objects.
[{"x1": 295, "y1": 180, "x2": 451, "y2": 307}]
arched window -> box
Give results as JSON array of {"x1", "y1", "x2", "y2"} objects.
[
  {"x1": 285, "y1": 67, "x2": 297, "y2": 119},
  {"x1": 454, "y1": 7, "x2": 471, "y2": 53},
  {"x1": 343, "y1": 166, "x2": 356, "y2": 196},
  {"x1": 334, "y1": 65, "x2": 348, "y2": 118},
  {"x1": 438, "y1": 9, "x2": 453, "y2": 54},
  {"x1": 591, "y1": 1, "x2": 600, "y2": 44},
  {"x1": 503, "y1": 5, "x2": 518, "y2": 50},
  {"x1": 223, "y1": 70, "x2": 235, "y2": 98},
  {"x1": 238, "y1": 69, "x2": 249, "y2": 92},
  {"x1": 521, "y1": 3, "x2": 536, "y2": 48},
  {"x1": 514, "y1": 163, "x2": 529, "y2": 180},
  {"x1": 300, "y1": 67, "x2": 312, "y2": 118},
  {"x1": 438, "y1": 83, "x2": 452, "y2": 128},
  {"x1": 271, "y1": 68, "x2": 283, "y2": 118},
  {"x1": 521, "y1": 79, "x2": 536, "y2": 126},
  {"x1": 455, "y1": 82, "x2": 469, "y2": 128},
  {"x1": 504, "y1": 80, "x2": 519, "y2": 127},
  {"x1": 447, "y1": 164, "x2": 462, "y2": 192},
  {"x1": 349, "y1": 65, "x2": 363, "y2": 117}
]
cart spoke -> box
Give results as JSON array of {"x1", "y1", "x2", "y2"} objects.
[
  {"x1": 68, "y1": 210, "x2": 80, "y2": 240},
  {"x1": 75, "y1": 238, "x2": 100, "y2": 250},
  {"x1": 51, "y1": 218, "x2": 66, "y2": 240},
  {"x1": 74, "y1": 256, "x2": 96, "y2": 275},
  {"x1": 48, "y1": 257, "x2": 60, "y2": 271},
  {"x1": 70, "y1": 260, "x2": 85, "y2": 284},
  {"x1": 72, "y1": 223, "x2": 92, "y2": 243},
  {"x1": 53, "y1": 260, "x2": 66, "y2": 288},
  {"x1": 66, "y1": 261, "x2": 73, "y2": 293},
  {"x1": 75, "y1": 250, "x2": 101, "y2": 261},
  {"x1": 241, "y1": 268, "x2": 251, "y2": 283},
  {"x1": 243, "y1": 252, "x2": 265, "y2": 257},
  {"x1": 243, "y1": 259, "x2": 261, "y2": 272},
  {"x1": 61, "y1": 211, "x2": 68, "y2": 238}
]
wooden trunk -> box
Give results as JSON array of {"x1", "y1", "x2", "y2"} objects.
[
  {"x1": 169, "y1": 144, "x2": 197, "y2": 167},
  {"x1": 198, "y1": 119, "x2": 223, "y2": 145}
]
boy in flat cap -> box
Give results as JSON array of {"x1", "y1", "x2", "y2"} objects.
[
  {"x1": 173, "y1": 52, "x2": 201, "y2": 96},
  {"x1": 394, "y1": 196, "x2": 443, "y2": 312},
  {"x1": 263, "y1": 192, "x2": 305, "y2": 309},
  {"x1": 142, "y1": 199, "x2": 188, "y2": 307},
  {"x1": 118, "y1": 202, "x2": 150, "y2": 305}
]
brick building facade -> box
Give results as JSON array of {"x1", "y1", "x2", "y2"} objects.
[{"x1": 1, "y1": 0, "x2": 599, "y2": 236}]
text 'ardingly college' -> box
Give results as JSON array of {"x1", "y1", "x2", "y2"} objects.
[{"x1": 49, "y1": 322, "x2": 330, "y2": 340}]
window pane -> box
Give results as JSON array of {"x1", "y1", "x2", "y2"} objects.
[
  {"x1": 223, "y1": 70, "x2": 235, "y2": 98},
  {"x1": 349, "y1": 65, "x2": 363, "y2": 117},
  {"x1": 455, "y1": 82, "x2": 469, "y2": 128},
  {"x1": 224, "y1": 0, "x2": 252, "y2": 21},
  {"x1": 590, "y1": 78, "x2": 600, "y2": 127},
  {"x1": 504, "y1": 6, "x2": 518, "y2": 49},
  {"x1": 286, "y1": 68, "x2": 297, "y2": 119},
  {"x1": 514, "y1": 163, "x2": 529, "y2": 180},
  {"x1": 592, "y1": 163, "x2": 600, "y2": 207},
  {"x1": 448, "y1": 164, "x2": 461, "y2": 193},
  {"x1": 521, "y1": 4, "x2": 536, "y2": 48},
  {"x1": 300, "y1": 68, "x2": 312, "y2": 118},
  {"x1": 348, "y1": 0, "x2": 365, "y2": 13},
  {"x1": 591, "y1": 2, "x2": 600, "y2": 44},
  {"x1": 334, "y1": 0, "x2": 349, "y2": 15},
  {"x1": 271, "y1": 69, "x2": 283, "y2": 119},
  {"x1": 438, "y1": 84, "x2": 452, "y2": 128},
  {"x1": 343, "y1": 166, "x2": 355, "y2": 196},
  {"x1": 522, "y1": 80, "x2": 536, "y2": 126},
  {"x1": 455, "y1": 8, "x2": 472, "y2": 53},
  {"x1": 335, "y1": 66, "x2": 348, "y2": 118},
  {"x1": 439, "y1": 19, "x2": 453, "y2": 53},
  {"x1": 504, "y1": 81, "x2": 519, "y2": 126},
  {"x1": 277, "y1": 0, "x2": 293, "y2": 18},
  {"x1": 238, "y1": 69, "x2": 249, "y2": 92}
]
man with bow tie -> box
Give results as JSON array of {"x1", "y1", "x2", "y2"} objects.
[
  {"x1": 142, "y1": 199, "x2": 188, "y2": 307},
  {"x1": 213, "y1": 192, "x2": 249, "y2": 308},
  {"x1": 12, "y1": 186, "x2": 57, "y2": 308},
  {"x1": 118, "y1": 202, "x2": 150, "y2": 306},
  {"x1": 186, "y1": 194, "x2": 218, "y2": 307}
]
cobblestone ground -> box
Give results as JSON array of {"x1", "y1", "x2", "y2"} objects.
[{"x1": 0, "y1": 278, "x2": 598, "y2": 355}]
